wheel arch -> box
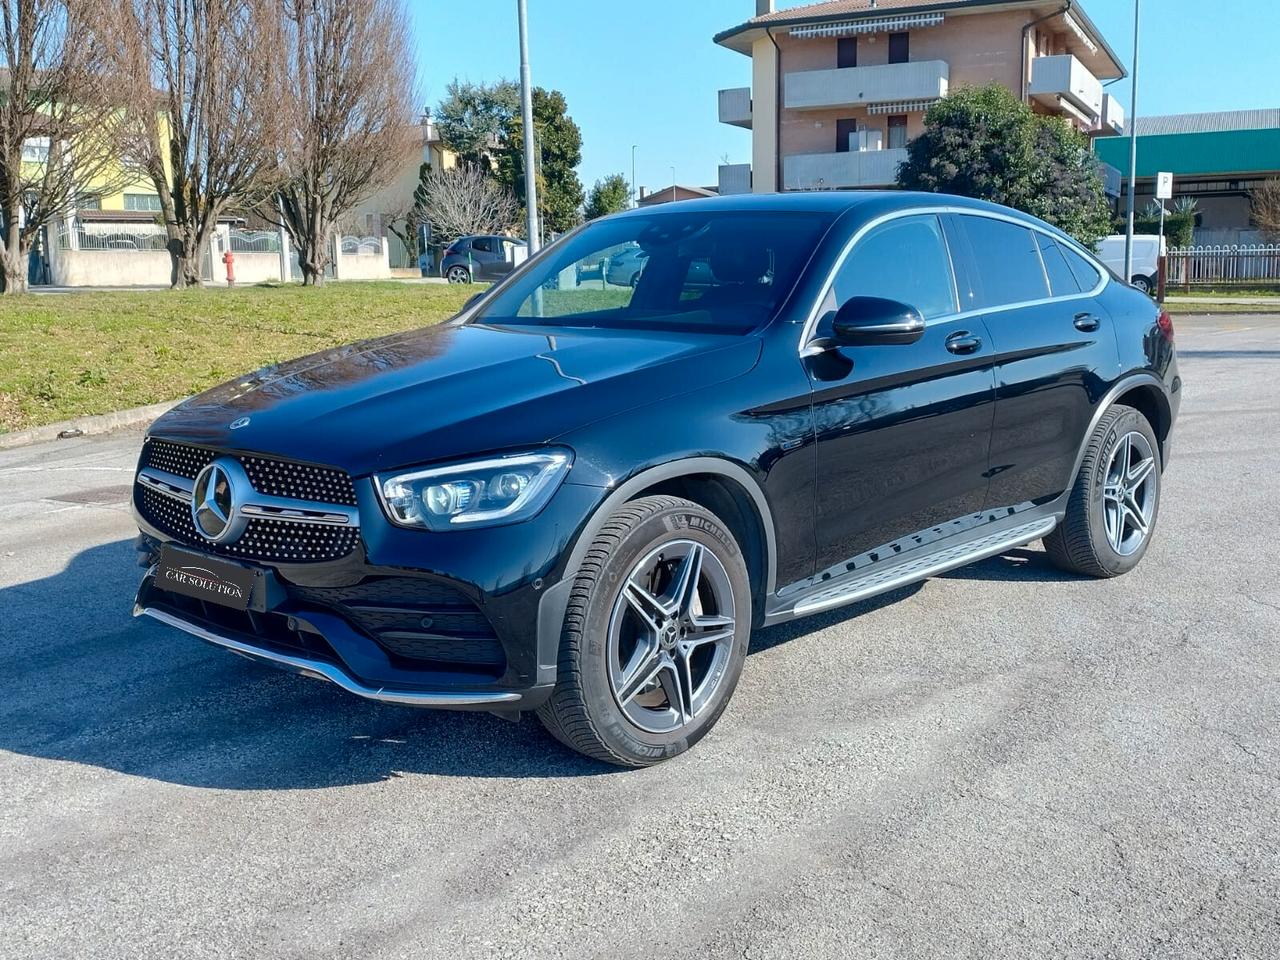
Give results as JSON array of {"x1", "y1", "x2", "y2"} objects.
[
  {"x1": 1060, "y1": 373, "x2": 1171, "y2": 505},
  {"x1": 534, "y1": 458, "x2": 778, "y2": 682}
]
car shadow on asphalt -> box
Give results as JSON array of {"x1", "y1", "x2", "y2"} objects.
[
  {"x1": 937, "y1": 547, "x2": 1082, "y2": 584},
  {"x1": 2, "y1": 539, "x2": 1074, "y2": 789}
]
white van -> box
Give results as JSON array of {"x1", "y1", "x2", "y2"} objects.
[{"x1": 1096, "y1": 234, "x2": 1166, "y2": 294}]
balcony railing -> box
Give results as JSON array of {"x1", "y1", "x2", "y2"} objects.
[
  {"x1": 718, "y1": 87, "x2": 752, "y2": 128},
  {"x1": 1029, "y1": 54, "x2": 1103, "y2": 122},
  {"x1": 1100, "y1": 93, "x2": 1125, "y2": 135},
  {"x1": 783, "y1": 147, "x2": 908, "y2": 191},
  {"x1": 718, "y1": 163, "x2": 752, "y2": 195},
  {"x1": 784, "y1": 60, "x2": 948, "y2": 111}
]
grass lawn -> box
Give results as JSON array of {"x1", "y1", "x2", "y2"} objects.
[{"x1": 0, "y1": 281, "x2": 476, "y2": 433}]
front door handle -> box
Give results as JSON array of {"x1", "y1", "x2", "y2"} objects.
[
  {"x1": 1074, "y1": 312, "x2": 1101, "y2": 332},
  {"x1": 945, "y1": 331, "x2": 983, "y2": 355}
]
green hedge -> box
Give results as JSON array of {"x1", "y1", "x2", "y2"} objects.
[{"x1": 1113, "y1": 211, "x2": 1196, "y2": 248}]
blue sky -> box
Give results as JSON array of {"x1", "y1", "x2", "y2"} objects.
[{"x1": 410, "y1": 0, "x2": 1280, "y2": 195}]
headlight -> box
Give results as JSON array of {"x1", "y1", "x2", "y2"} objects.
[{"x1": 377, "y1": 449, "x2": 573, "y2": 531}]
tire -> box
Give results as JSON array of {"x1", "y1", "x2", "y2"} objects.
[
  {"x1": 536, "y1": 495, "x2": 752, "y2": 767},
  {"x1": 446, "y1": 265, "x2": 471, "y2": 284},
  {"x1": 1131, "y1": 274, "x2": 1153, "y2": 295},
  {"x1": 1044, "y1": 404, "x2": 1162, "y2": 578}
]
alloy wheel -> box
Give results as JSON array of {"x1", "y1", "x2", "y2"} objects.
[
  {"x1": 1101, "y1": 430, "x2": 1157, "y2": 556},
  {"x1": 606, "y1": 539, "x2": 737, "y2": 734},
  {"x1": 447, "y1": 266, "x2": 470, "y2": 284}
]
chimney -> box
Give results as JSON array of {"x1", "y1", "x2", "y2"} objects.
[
  {"x1": 756, "y1": 0, "x2": 774, "y2": 15},
  {"x1": 639, "y1": 186, "x2": 648, "y2": 200}
]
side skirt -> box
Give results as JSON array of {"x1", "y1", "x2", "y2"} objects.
[{"x1": 763, "y1": 507, "x2": 1060, "y2": 624}]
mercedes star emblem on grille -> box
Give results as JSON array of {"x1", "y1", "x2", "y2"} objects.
[{"x1": 191, "y1": 458, "x2": 248, "y2": 542}]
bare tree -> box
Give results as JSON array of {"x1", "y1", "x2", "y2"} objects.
[
  {"x1": 116, "y1": 0, "x2": 282, "y2": 288},
  {"x1": 257, "y1": 0, "x2": 417, "y2": 286},
  {"x1": 0, "y1": 0, "x2": 123, "y2": 294},
  {"x1": 1251, "y1": 178, "x2": 1280, "y2": 240},
  {"x1": 421, "y1": 164, "x2": 516, "y2": 246}
]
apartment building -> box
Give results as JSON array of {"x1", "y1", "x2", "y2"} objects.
[{"x1": 715, "y1": 0, "x2": 1127, "y2": 194}]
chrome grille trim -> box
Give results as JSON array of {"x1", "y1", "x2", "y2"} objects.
[{"x1": 136, "y1": 466, "x2": 359, "y2": 527}]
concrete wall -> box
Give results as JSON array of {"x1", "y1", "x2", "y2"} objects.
[
  {"x1": 334, "y1": 238, "x2": 391, "y2": 281},
  {"x1": 228, "y1": 251, "x2": 283, "y2": 285},
  {"x1": 49, "y1": 249, "x2": 172, "y2": 287}
]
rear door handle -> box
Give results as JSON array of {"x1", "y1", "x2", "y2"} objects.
[
  {"x1": 945, "y1": 331, "x2": 983, "y2": 355},
  {"x1": 1074, "y1": 312, "x2": 1101, "y2": 332}
]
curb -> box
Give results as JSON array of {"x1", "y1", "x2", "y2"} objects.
[{"x1": 0, "y1": 398, "x2": 187, "y2": 451}]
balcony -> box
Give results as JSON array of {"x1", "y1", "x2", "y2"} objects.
[
  {"x1": 1100, "y1": 93, "x2": 1125, "y2": 135},
  {"x1": 784, "y1": 61, "x2": 948, "y2": 111},
  {"x1": 783, "y1": 148, "x2": 907, "y2": 191},
  {"x1": 718, "y1": 87, "x2": 752, "y2": 128},
  {"x1": 1029, "y1": 54, "x2": 1103, "y2": 122},
  {"x1": 718, "y1": 163, "x2": 752, "y2": 195}
]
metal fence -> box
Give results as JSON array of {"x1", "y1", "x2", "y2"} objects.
[
  {"x1": 340, "y1": 235, "x2": 383, "y2": 256},
  {"x1": 57, "y1": 225, "x2": 168, "y2": 251},
  {"x1": 1167, "y1": 244, "x2": 1280, "y2": 287},
  {"x1": 228, "y1": 228, "x2": 281, "y2": 253}
]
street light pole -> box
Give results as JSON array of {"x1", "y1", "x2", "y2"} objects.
[
  {"x1": 1123, "y1": 0, "x2": 1141, "y2": 283},
  {"x1": 517, "y1": 0, "x2": 540, "y2": 254},
  {"x1": 631, "y1": 145, "x2": 638, "y2": 208}
]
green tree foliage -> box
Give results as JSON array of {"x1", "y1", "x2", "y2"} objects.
[
  {"x1": 498, "y1": 87, "x2": 584, "y2": 235},
  {"x1": 896, "y1": 84, "x2": 1112, "y2": 247},
  {"x1": 435, "y1": 80, "x2": 585, "y2": 237},
  {"x1": 584, "y1": 174, "x2": 631, "y2": 220},
  {"x1": 434, "y1": 79, "x2": 518, "y2": 169}
]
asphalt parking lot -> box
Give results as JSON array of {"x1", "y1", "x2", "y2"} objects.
[{"x1": 1, "y1": 314, "x2": 1277, "y2": 960}]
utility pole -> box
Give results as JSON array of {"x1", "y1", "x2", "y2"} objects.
[
  {"x1": 631, "y1": 144, "x2": 638, "y2": 208},
  {"x1": 517, "y1": 0, "x2": 540, "y2": 254},
  {"x1": 1123, "y1": 0, "x2": 1141, "y2": 283}
]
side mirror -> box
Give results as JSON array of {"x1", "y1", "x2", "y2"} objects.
[{"x1": 831, "y1": 296, "x2": 925, "y2": 346}]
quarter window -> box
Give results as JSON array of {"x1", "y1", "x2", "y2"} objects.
[
  {"x1": 827, "y1": 214, "x2": 957, "y2": 320},
  {"x1": 957, "y1": 216, "x2": 1049, "y2": 308},
  {"x1": 1034, "y1": 232, "x2": 1081, "y2": 297},
  {"x1": 1059, "y1": 242, "x2": 1103, "y2": 291}
]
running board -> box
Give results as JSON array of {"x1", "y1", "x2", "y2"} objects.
[{"x1": 788, "y1": 515, "x2": 1058, "y2": 618}]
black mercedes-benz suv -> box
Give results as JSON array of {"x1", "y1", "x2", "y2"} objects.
[{"x1": 132, "y1": 192, "x2": 1179, "y2": 766}]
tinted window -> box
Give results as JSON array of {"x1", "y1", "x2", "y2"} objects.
[
  {"x1": 1035, "y1": 233, "x2": 1081, "y2": 297},
  {"x1": 471, "y1": 237, "x2": 495, "y2": 254},
  {"x1": 474, "y1": 211, "x2": 833, "y2": 333},
  {"x1": 958, "y1": 216, "x2": 1049, "y2": 307},
  {"x1": 828, "y1": 214, "x2": 956, "y2": 319},
  {"x1": 1060, "y1": 242, "x2": 1103, "y2": 290}
]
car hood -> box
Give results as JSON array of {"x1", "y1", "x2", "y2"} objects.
[{"x1": 148, "y1": 320, "x2": 762, "y2": 476}]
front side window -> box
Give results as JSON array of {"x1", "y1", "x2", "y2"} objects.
[
  {"x1": 472, "y1": 237, "x2": 495, "y2": 254},
  {"x1": 823, "y1": 214, "x2": 957, "y2": 320},
  {"x1": 472, "y1": 211, "x2": 834, "y2": 333},
  {"x1": 957, "y1": 215, "x2": 1050, "y2": 308}
]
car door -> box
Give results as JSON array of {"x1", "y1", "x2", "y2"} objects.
[
  {"x1": 469, "y1": 237, "x2": 500, "y2": 279},
  {"x1": 948, "y1": 213, "x2": 1120, "y2": 511},
  {"x1": 804, "y1": 213, "x2": 997, "y2": 574}
]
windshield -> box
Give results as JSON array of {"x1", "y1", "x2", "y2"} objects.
[{"x1": 471, "y1": 210, "x2": 833, "y2": 333}]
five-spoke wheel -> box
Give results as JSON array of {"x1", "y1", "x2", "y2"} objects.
[
  {"x1": 1046, "y1": 404, "x2": 1162, "y2": 577},
  {"x1": 537, "y1": 496, "x2": 751, "y2": 766}
]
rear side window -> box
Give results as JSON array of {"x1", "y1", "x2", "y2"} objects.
[
  {"x1": 472, "y1": 237, "x2": 495, "y2": 253},
  {"x1": 1059, "y1": 242, "x2": 1103, "y2": 291},
  {"x1": 1035, "y1": 233, "x2": 1081, "y2": 297},
  {"x1": 958, "y1": 215, "x2": 1049, "y2": 308},
  {"x1": 829, "y1": 214, "x2": 957, "y2": 319}
]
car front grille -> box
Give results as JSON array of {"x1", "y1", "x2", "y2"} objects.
[
  {"x1": 141, "y1": 438, "x2": 358, "y2": 506},
  {"x1": 288, "y1": 578, "x2": 507, "y2": 673},
  {"x1": 135, "y1": 438, "x2": 361, "y2": 563}
]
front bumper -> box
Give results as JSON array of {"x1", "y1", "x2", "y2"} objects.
[{"x1": 136, "y1": 604, "x2": 524, "y2": 708}]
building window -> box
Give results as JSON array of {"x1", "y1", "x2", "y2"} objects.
[
  {"x1": 124, "y1": 193, "x2": 164, "y2": 212},
  {"x1": 887, "y1": 115, "x2": 908, "y2": 150},
  {"x1": 837, "y1": 36, "x2": 857, "y2": 68},
  {"x1": 78, "y1": 194, "x2": 101, "y2": 211},
  {"x1": 21, "y1": 137, "x2": 50, "y2": 163},
  {"x1": 888, "y1": 31, "x2": 910, "y2": 64}
]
